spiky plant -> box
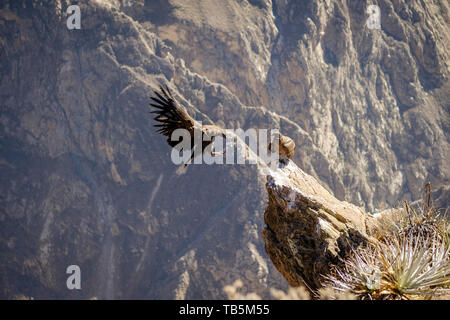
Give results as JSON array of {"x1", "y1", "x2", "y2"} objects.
[
  {"x1": 323, "y1": 246, "x2": 382, "y2": 300},
  {"x1": 324, "y1": 184, "x2": 449, "y2": 300},
  {"x1": 325, "y1": 234, "x2": 449, "y2": 299},
  {"x1": 394, "y1": 184, "x2": 448, "y2": 241},
  {"x1": 377, "y1": 234, "x2": 449, "y2": 298}
]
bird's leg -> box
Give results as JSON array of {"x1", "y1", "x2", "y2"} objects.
[
  {"x1": 210, "y1": 139, "x2": 226, "y2": 156},
  {"x1": 279, "y1": 155, "x2": 288, "y2": 166},
  {"x1": 210, "y1": 150, "x2": 226, "y2": 156}
]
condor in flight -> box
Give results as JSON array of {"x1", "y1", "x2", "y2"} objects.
[{"x1": 150, "y1": 85, "x2": 295, "y2": 165}]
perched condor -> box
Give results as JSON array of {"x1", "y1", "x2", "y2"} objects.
[{"x1": 269, "y1": 133, "x2": 295, "y2": 160}]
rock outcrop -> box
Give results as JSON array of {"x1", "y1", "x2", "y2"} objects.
[{"x1": 262, "y1": 160, "x2": 379, "y2": 290}]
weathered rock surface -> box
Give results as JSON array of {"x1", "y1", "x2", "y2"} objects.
[
  {"x1": 0, "y1": 0, "x2": 448, "y2": 299},
  {"x1": 262, "y1": 160, "x2": 379, "y2": 290}
]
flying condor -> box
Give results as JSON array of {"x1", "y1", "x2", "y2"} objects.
[{"x1": 150, "y1": 85, "x2": 295, "y2": 164}]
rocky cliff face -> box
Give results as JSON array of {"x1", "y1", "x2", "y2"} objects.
[
  {"x1": 151, "y1": 0, "x2": 450, "y2": 211},
  {"x1": 0, "y1": 0, "x2": 448, "y2": 299}
]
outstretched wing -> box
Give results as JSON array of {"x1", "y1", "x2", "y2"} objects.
[{"x1": 150, "y1": 85, "x2": 195, "y2": 147}]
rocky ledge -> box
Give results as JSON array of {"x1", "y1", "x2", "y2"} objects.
[{"x1": 262, "y1": 160, "x2": 380, "y2": 290}]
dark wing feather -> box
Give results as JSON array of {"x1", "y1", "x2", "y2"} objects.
[{"x1": 150, "y1": 85, "x2": 195, "y2": 147}]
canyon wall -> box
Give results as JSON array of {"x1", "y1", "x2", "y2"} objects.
[{"x1": 0, "y1": 0, "x2": 448, "y2": 299}]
